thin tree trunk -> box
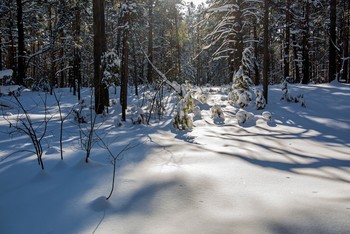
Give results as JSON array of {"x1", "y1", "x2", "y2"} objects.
[
  {"x1": 329, "y1": 0, "x2": 337, "y2": 82},
  {"x1": 341, "y1": 0, "x2": 349, "y2": 82},
  {"x1": 0, "y1": 37, "x2": 2, "y2": 71},
  {"x1": 132, "y1": 40, "x2": 138, "y2": 96},
  {"x1": 174, "y1": 4, "x2": 181, "y2": 80},
  {"x1": 49, "y1": 5, "x2": 56, "y2": 95},
  {"x1": 59, "y1": 30, "x2": 65, "y2": 88},
  {"x1": 7, "y1": 7, "x2": 16, "y2": 77},
  {"x1": 302, "y1": 2, "x2": 310, "y2": 84},
  {"x1": 196, "y1": 21, "x2": 202, "y2": 85},
  {"x1": 284, "y1": 0, "x2": 291, "y2": 80},
  {"x1": 121, "y1": 9, "x2": 130, "y2": 121},
  {"x1": 147, "y1": 0, "x2": 154, "y2": 84},
  {"x1": 291, "y1": 33, "x2": 300, "y2": 83},
  {"x1": 253, "y1": 22, "x2": 260, "y2": 85},
  {"x1": 263, "y1": 0, "x2": 270, "y2": 103},
  {"x1": 16, "y1": 0, "x2": 25, "y2": 85},
  {"x1": 232, "y1": 6, "x2": 243, "y2": 82},
  {"x1": 74, "y1": 6, "x2": 82, "y2": 100}
]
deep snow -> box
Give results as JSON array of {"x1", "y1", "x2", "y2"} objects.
[{"x1": 0, "y1": 82, "x2": 349, "y2": 234}]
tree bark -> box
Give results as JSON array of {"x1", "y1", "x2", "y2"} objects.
[
  {"x1": 49, "y1": 5, "x2": 56, "y2": 95},
  {"x1": 74, "y1": 6, "x2": 81, "y2": 100},
  {"x1": 132, "y1": 40, "x2": 138, "y2": 96},
  {"x1": 174, "y1": 3, "x2": 181, "y2": 80},
  {"x1": 196, "y1": 22, "x2": 202, "y2": 86},
  {"x1": 0, "y1": 37, "x2": 3, "y2": 71},
  {"x1": 120, "y1": 7, "x2": 130, "y2": 121},
  {"x1": 263, "y1": 0, "x2": 270, "y2": 103},
  {"x1": 59, "y1": 30, "x2": 65, "y2": 88},
  {"x1": 253, "y1": 21, "x2": 260, "y2": 85},
  {"x1": 284, "y1": 0, "x2": 291, "y2": 80},
  {"x1": 302, "y1": 2, "x2": 310, "y2": 84},
  {"x1": 329, "y1": 0, "x2": 337, "y2": 82},
  {"x1": 93, "y1": 0, "x2": 108, "y2": 114},
  {"x1": 147, "y1": 0, "x2": 154, "y2": 84},
  {"x1": 341, "y1": 0, "x2": 349, "y2": 82},
  {"x1": 16, "y1": 0, "x2": 25, "y2": 85},
  {"x1": 231, "y1": 4, "x2": 243, "y2": 82},
  {"x1": 291, "y1": 32, "x2": 300, "y2": 83}
]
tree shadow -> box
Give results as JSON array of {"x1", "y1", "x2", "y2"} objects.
[
  {"x1": 200, "y1": 126, "x2": 350, "y2": 184},
  {"x1": 110, "y1": 180, "x2": 181, "y2": 215}
]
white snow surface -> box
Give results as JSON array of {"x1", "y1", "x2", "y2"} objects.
[
  {"x1": 0, "y1": 69, "x2": 13, "y2": 79},
  {"x1": 0, "y1": 85, "x2": 20, "y2": 94},
  {"x1": 1, "y1": 82, "x2": 350, "y2": 234}
]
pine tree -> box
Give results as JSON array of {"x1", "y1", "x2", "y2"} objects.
[
  {"x1": 329, "y1": 0, "x2": 337, "y2": 82},
  {"x1": 93, "y1": 0, "x2": 108, "y2": 114}
]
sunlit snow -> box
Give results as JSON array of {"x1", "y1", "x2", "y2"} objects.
[{"x1": 1, "y1": 81, "x2": 350, "y2": 234}]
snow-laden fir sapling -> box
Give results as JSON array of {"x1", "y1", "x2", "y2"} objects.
[
  {"x1": 280, "y1": 79, "x2": 306, "y2": 107},
  {"x1": 210, "y1": 104, "x2": 225, "y2": 120},
  {"x1": 281, "y1": 79, "x2": 290, "y2": 102},
  {"x1": 102, "y1": 48, "x2": 121, "y2": 91},
  {"x1": 173, "y1": 83, "x2": 195, "y2": 130},
  {"x1": 255, "y1": 89, "x2": 266, "y2": 110},
  {"x1": 228, "y1": 66, "x2": 253, "y2": 108},
  {"x1": 73, "y1": 99, "x2": 87, "y2": 124},
  {"x1": 130, "y1": 105, "x2": 145, "y2": 124}
]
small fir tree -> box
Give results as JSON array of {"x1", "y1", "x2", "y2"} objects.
[
  {"x1": 173, "y1": 84, "x2": 195, "y2": 130},
  {"x1": 102, "y1": 49, "x2": 121, "y2": 87},
  {"x1": 229, "y1": 66, "x2": 253, "y2": 108},
  {"x1": 255, "y1": 89, "x2": 266, "y2": 110}
]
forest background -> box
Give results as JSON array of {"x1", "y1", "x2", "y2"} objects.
[{"x1": 0, "y1": 0, "x2": 349, "y2": 113}]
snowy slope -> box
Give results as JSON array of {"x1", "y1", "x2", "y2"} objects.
[{"x1": 0, "y1": 82, "x2": 349, "y2": 234}]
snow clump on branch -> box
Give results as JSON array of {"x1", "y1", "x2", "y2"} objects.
[
  {"x1": 236, "y1": 109, "x2": 254, "y2": 125},
  {"x1": 210, "y1": 104, "x2": 225, "y2": 120}
]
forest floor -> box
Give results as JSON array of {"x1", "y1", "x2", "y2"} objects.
[{"x1": 0, "y1": 82, "x2": 350, "y2": 234}]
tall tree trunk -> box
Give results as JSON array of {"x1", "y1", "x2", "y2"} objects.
[
  {"x1": 341, "y1": 0, "x2": 349, "y2": 82},
  {"x1": 302, "y1": 2, "x2": 310, "y2": 84},
  {"x1": 284, "y1": 0, "x2": 291, "y2": 80},
  {"x1": 59, "y1": 30, "x2": 65, "y2": 88},
  {"x1": 93, "y1": 0, "x2": 108, "y2": 114},
  {"x1": 228, "y1": 35, "x2": 235, "y2": 83},
  {"x1": 329, "y1": 0, "x2": 337, "y2": 82},
  {"x1": 74, "y1": 6, "x2": 82, "y2": 100},
  {"x1": 232, "y1": 6, "x2": 243, "y2": 82},
  {"x1": 16, "y1": 0, "x2": 25, "y2": 85},
  {"x1": 174, "y1": 3, "x2": 181, "y2": 80},
  {"x1": 120, "y1": 8, "x2": 130, "y2": 121},
  {"x1": 0, "y1": 37, "x2": 3, "y2": 70},
  {"x1": 49, "y1": 5, "x2": 56, "y2": 95},
  {"x1": 263, "y1": 0, "x2": 270, "y2": 103},
  {"x1": 253, "y1": 21, "x2": 260, "y2": 85},
  {"x1": 291, "y1": 32, "x2": 300, "y2": 83},
  {"x1": 147, "y1": 0, "x2": 154, "y2": 84},
  {"x1": 132, "y1": 39, "x2": 138, "y2": 96},
  {"x1": 8, "y1": 18, "x2": 15, "y2": 77},
  {"x1": 196, "y1": 22, "x2": 202, "y2": 86}
]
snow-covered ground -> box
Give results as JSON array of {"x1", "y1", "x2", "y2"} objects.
[{"x1": 0, "y1": 82, "x2": 349, "y2": 234}]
